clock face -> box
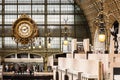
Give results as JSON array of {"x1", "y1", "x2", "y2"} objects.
[
  {"x1": 18, "y1": 23, "x2": 32, "y2": 38},
  {"x1": 12, "y1": 14, "x2": 39, "y2": 44}
]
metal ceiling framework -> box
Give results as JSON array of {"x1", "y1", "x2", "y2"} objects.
[
  {"x1": 0, "y1": 0, "x2": 91, "y2": 58},
  {"x1": 0, "y1": 0, "x2": 120, "y2": 56}
]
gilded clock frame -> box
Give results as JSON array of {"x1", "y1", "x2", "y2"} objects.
[{"x1": 12, "y1": 14, "x2": 39, "y2": 44}]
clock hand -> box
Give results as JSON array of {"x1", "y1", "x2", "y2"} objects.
[{"x1": 23, "y1": 26, "x2": 28, "y2": 31}]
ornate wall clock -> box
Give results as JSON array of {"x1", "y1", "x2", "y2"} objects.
[{"x1": 12, "y1": 14, "x2": 39, "y2": 44}]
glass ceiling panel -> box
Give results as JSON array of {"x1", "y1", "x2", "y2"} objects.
[
  {"x1": 61, "y1": 0, "x2": 74, "y2": 3},
  {"x1": 5, "y1": 15, "x2": 17, "y2": 24},
  {"x1": 47, "y1": 5, "x2": 60, "y2": 13},
  {"x1": 18, "y1": 0, "x2": 31, "y2": 3},
  {"x1": 4, "y1": 37, "x2": 17, "y2": 48},
  {"x1": 47, "y1": 0, "x2": 60, "y2": 3},
  {"x1": 32, "y1": 5, "x2": 44, "y2": 13},
  {"x1": 61, "y1": 15, "x2": 74, "y2": 24},
  {"x1": 0, "y1": 0, "x2": 90, "y2": 49},
  {"x1": 32, "y1": 15, "x2": 44, "y2": 24},
  {"x1": 5, "y1": 5, "x2": 17, "y2": 13},
  {"x1": 32, "y1": 0, "x2": 44, "y2": 3},
  {"x1": 5, "y1": 0, "x2": 17, "y2": 3},
  {"x1": 18, "y1": 5, "x2": 31, "y2": 13},
  {"x1": 47, "y1": 15, "x2": 60, "y2": 24},
  {"x1": 61, "y1": 5, "x2": 74, "y2": 13}
]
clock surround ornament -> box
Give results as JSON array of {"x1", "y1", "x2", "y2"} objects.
[{"x1": 12, "y1": 14, "x2": 39, "y2": 44}]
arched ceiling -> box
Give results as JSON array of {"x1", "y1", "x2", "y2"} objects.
[{"x1": 75, "y1": 0, "x2": 120, "y2": 43}]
